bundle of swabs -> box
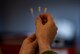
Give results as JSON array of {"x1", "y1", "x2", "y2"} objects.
[
  {"x1": 30, "y1": 6, "x2": 48, "y2": 25},
  {"x1": 30, "y1": 6, "x2": 47, "y2": 18}
]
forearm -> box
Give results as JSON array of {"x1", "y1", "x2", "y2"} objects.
[
  {"x1": 37, "y1": 34, "x2": 57, "y2": 54},
  {"x1": 39, "y1": 44, "x2": 51, "y2": 54},
  {"x1": 39, "y1": 45, "x2": 57, "y2": 54}
]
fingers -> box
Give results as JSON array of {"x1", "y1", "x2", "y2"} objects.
[
  {"x1": 47, "y1": 14, "x2": 54, "y2": 23},
  {"x1": 40, "y1": 13, "x2": 53, "y2": 23},
  {"x1": 44, "y1": 14, "x2": 57, "y2": 27},
  {"x1": 35, "y1": 16, "x2": 43, "y2": 29},
  {"x1": 27, "y1": 33, "x2": 36, "y2": 43},
  {"x1": 40, "y1": 14, "x2": 47, "y2": 25},
  {"x1": 31, "y1": 40, "x2": 38, "y2": 48},
  {"x1": 19, "y1": 39, "x2": 37, "y2": 54},
  {"x1": 19, "y1": 34, "x2": 37, "y2": 53},
  {"x1": 35, "y1": 13, "x2": 54, "y2": 26}
]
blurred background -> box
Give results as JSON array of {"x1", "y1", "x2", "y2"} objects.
[{"x1": 0, "y1": 0, "x2": 80, "y2": 54}]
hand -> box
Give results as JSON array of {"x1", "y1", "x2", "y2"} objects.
[
  {"x1": 19, "y1": 33, "x2": 38, "y2": 54},
  {"x1": 35, "y1": 13, "x2": 58, "y2": 54}
]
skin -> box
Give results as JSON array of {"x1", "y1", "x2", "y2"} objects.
[
  {"x1": 36, "y1": 13, "x2": 57, "y2": 54},
  {"x1": 19, "y1": 34, "x2": 38, "y2": 54},
  {"x1": 19, "y1": 13, "x2": 58, "y2": 54}
]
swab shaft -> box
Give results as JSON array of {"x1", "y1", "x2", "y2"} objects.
[
  {"x1": 44, "y1": 8, "x2": 47, "y2": 13},
  {"x1": 38, "y1": 6, "x2": 41, "y2": 12},
  {"x1": 30, "y1": 8, "x2": 34, "y2": 18}
]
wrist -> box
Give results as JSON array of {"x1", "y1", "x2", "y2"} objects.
[
  {"x1": 37, "y1": 34, "x2": 50, "y2": 45},
  {"x1": 39, "y1": 44, "x2": 51, "y2": 54}
]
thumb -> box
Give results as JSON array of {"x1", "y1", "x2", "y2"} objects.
[
  {"x1": 31, "y1": 40, "x2": 38, "y2": 54},
  {"x1": 31, "y1": 40, "x2": 38, "y2": 48},
  {"x1": 47, "y1": 13, "x2": 53, "y2": 22},
  {"x1": 35, "y1": 16, "x2": 43, "y2": 29}
]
